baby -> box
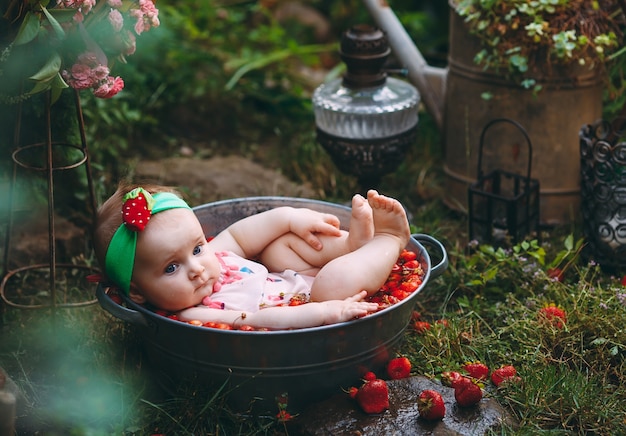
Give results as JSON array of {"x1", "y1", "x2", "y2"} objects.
[{"x1": 93, "y1": 183, "x2": 411, "y2": 330}]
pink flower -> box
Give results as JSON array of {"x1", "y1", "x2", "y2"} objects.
[
  {"x1": 130, "y1": 0, "x2": 160, "y2": 35},
  {"x1": 63, "y1": 52, "x2": 111, "y2": 89},
  {"x1": 93, "y1": 76, "x2": 124, "y2": 98},
  {"x1": 59, "y1": 0, "x2": 96, "y2": 14},
  {"x1": 108, "y1": 9, "x2": 124, "y2": 32},
  {"x1": 107, "y1": 0, "x2": 123, "y2": 7}
]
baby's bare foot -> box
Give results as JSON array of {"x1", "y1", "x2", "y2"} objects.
[
  {"x1": 348, "y1": 193, "x2": 374, "y2": 251},
  {"x1": 367, "y1": 190, "x2": 410, "y2": 247}
]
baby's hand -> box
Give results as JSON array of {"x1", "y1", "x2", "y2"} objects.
[
  {"x1": 323, "y1": 291, "x2": 379, "y2": 324},
  {"x1": 289, "y1": 209, "x2": 342, "y2": 250}
]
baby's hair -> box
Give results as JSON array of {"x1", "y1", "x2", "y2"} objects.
[{"x1": 92, "y1": 181, "x2": 182, "y2": 279}]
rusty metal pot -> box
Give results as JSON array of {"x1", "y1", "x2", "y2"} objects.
[{"x1": 96, "y1": 197, "x2": 447, "y2": 414}]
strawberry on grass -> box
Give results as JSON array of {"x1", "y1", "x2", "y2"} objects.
[
  {"x1": 491, "y1": 365, "x2": 520, "y2": 387},
  {"x1": 462, "y1": 361, "x2": 489, "y2": 381},
  {"x1": 417, "y1": 389, "x2": 445, "y2": 421},
  {"x1": 538, "y1": 304, "x2": 567, "y2": 329},
  {"x1": 413, "y1": 321, "x2": 431, "y2": 333}
]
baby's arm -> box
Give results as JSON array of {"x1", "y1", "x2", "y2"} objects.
[
  {"x1": 208, "y1": 207, "x2": 342, "y2": 257},
  {"x1": 177, "y1": 291, "x2": 378, "y2": 330}
]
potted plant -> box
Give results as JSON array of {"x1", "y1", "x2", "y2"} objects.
[
  {"x1": 450, "y1": 0, "x2": 626, "y2": 95},
  {"x1": 429, "y1": 0, "x2": 626, "y2": 225}
]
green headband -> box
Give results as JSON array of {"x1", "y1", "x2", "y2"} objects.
[{"x1": 105, "y1": 187, "x2": 191, "y2": 294}]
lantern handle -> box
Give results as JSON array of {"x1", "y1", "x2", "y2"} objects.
[{"x1": 476, "y1": 118, "x2": 533, "y2": 183}]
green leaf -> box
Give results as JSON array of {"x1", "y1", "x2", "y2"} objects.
[
  {"x1": 29, "y1": 53, "x2": 62, "y2": 82},
  {"x1": 41, "y1": 5, "x2": 66, "y2": 39},
  {"x1": 564, "y1": 234, "x2": 574, "y2": 251},
  {"x1": 14, "y1": 12, "x2": 41, "y2": 46}
]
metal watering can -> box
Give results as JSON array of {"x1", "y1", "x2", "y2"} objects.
[{"x1": 363, "y1": 0, "x2": 603, "y2": 224}]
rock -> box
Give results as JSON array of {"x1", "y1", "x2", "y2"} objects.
[
  {"x1": 4, "y1": 213, "x2": 86, "y2": 268},
  {"x1": 133, "y1": 156, "x2": 316, "y2": 205},
  {"x1": 290, "y1": 376, "x2": 518, "y2": 435}
]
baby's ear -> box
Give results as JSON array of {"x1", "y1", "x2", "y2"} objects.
[{"x1": 128, "y1": 285, "x2": 147, "y2": 304}]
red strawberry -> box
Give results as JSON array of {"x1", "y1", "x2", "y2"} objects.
[
  {"x1": 440, "y1": 371, "x2": 464, "y2": 388},
  {"x1": 355, "y1": 379, "x2": 389, "y2": 414},
  {"x1": 454, "y1": 377, "x2": 483, "y2": 407},
  {"x1": 122, "y1": 188, "x2": 154, "y2": 231},
  {"x1": 462, "y1": 361, "x2": 489, "y2": 380},
  {"x1": 387, "y1": 357, "x2": 411, "y2": 379},
  {"x1": 363, "y1": 371, "x2": 377, "y2": 382},
  {"x1": 417, "y1": 389, "x2": 445, "y2": 420},
  {"x1": 435, "y1": 318, "x2": 449, "y2": 327},
  {"x1": 414, "y1": 321, "x2": 431, "y2": 333},
  {"x1": 491, "y1": 365, "x2": 518, "y2": 387},
  {"x1": 347, "y1": 386, "x2": 359, "y2": 399},
  {"x1": 538, "y1": 304, "x2": 567, "y2": 329}
]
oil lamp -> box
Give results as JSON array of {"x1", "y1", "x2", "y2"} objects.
[{"x1": 312, "y1": 24, "x2": 420, "y2": 189}]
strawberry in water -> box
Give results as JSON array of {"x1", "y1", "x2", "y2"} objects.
[
  {"x1": 386, "y1": 357, "x2": 411, "y2": 380},
  {"x1": 355, "y1": 378, "x2": 389, "y2": 414},
  {"x1": 417, "y1": 389, "x2": 445, "y2": 420}
]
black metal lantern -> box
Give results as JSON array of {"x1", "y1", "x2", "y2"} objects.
[
  {"x1": 580, "y1": 118, "x2": 626, "y2": 271},
  {"x1": 312, "y1": 24, "x2": 420, "y2": 189},
  {"x1": 468, "y1": 118, "x2": 540, "y2": 245}
]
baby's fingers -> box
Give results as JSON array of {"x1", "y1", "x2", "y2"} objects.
[{"x1": 344, "y1": 290, "x2": 368, "y2": 302}]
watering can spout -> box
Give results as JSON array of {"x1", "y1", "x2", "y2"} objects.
[{"x1": 363, "y1": 0, "x2": 447, "y2": 130}]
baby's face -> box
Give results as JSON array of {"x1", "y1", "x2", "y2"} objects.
[{"x1": 131, "y1": 208, "x2": 220, "y2": 311}]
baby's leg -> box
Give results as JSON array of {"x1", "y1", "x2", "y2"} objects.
[
  {"x1": 259, "y1": 193, "x2": 375, "y2": 274},
  {"x1": 309, "y1": 190, "x2": 411, "y2": 301}
]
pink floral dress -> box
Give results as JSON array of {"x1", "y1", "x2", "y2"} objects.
[{"x1": 201, "y1": 251, "x2": 313, "y2": 311}]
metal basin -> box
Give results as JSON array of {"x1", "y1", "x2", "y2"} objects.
[{"x1": 96, "y1": 196, "x2": 448, "y2": 414}]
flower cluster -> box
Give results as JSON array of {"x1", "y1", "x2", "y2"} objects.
[{"x1": 2, "y1": 0, "x2": 159, "y2": 101}]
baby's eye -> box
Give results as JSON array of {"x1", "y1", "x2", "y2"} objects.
[
  {"x1": 164, "y1": 264, "x2": 178, "y2": 275},
  {"x1": 193, "y1": 244, "x2": 203, "y2": 255}
]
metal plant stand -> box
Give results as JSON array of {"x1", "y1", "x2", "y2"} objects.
[{"x1": 1, "y1": 89, "x2": 98, "y2": 313}]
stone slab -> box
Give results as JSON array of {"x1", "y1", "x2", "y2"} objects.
[{"x1": 290, "y1": 376, "x2": 518, "y2": 435}]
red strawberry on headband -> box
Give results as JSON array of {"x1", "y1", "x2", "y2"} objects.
[{"x1": 122, "y1": 187, "x2": 155, "y2": 232}]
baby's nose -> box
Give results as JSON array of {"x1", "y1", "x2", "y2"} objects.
[{"x1": 188, "y1": 260, "x2": 206, "y2": 277}]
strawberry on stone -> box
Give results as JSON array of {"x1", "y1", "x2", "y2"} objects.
[
  {"x1": 355, "y1": 378, "x2": 389, "y2": 414},
  {"x1": 440, "y1": 370, "x2": 464, "y2": 388},
  {"x1": 454, "y1": 376, "x2": 483, "y2": 407},
  {"x1": 417, "y1": 389, "x2": 445, "y2": 420}
]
